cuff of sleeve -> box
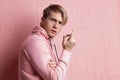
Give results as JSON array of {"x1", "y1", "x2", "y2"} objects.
[{"x1": 60, "y1": 50, "x2": 71, "y2": 63}]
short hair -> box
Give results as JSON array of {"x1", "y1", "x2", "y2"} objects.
[{"x1": 42, "y1": 4, "x2": 68, "y2": 25}]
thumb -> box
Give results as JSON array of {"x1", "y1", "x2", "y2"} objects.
[
  {"x1": 62, "y1": 35, "x2": 68, "y2": 46},
  {"x1": 62, "y1": 35, "x2": 66, "y2": 45}
]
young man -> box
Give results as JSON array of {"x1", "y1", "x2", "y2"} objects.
[{"x1": 18, "y1": 4, "x2": 76, "y2": 80}]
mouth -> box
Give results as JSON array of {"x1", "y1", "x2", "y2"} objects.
[{"x1": 51, "y1": 30, "x2": 57, "y2": 34}]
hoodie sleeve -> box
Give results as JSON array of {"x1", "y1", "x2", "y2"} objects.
[{"x1": 23, "y1": 35, "x2": 71, "y2": 80}]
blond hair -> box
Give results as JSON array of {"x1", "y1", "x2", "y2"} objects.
[{"x1": 42, "y1": 4, "x2": 68, "y2": 25}]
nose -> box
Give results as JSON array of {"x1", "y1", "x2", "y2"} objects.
[{"x1": 53, "y1": 22, "x2": 58, "y2": 29}]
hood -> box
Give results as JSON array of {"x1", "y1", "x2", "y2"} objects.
[{"x1": 32, "y1": 26, "x2": 49, "y2": 40}]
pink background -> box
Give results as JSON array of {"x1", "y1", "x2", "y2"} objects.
[{"x1": 0, "y1": 0, "x2": 120, "y2": 80}]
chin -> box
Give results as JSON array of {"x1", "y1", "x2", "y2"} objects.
[
  {"x1": 49, "y1": 35, "x2": 55, "y2": 38},
  {"x1": 49, "y1": 34, "x2": 56, "y2": 38}
]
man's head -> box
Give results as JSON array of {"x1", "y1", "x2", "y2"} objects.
[{"x1": 40, "y1": 4, "x2": 68, "y2": 38}]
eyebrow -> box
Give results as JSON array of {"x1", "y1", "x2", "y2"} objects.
[{"x1": 50, "y1": 17, "x2": 62, "y2": 24}]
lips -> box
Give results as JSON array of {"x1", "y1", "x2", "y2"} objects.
[{"x1": 51, "y1": 30, "x2": 56, "y2": 34}]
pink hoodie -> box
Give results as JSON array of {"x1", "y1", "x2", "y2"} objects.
[{"x1": 18, "y1": 26, "x2": 71, "y2": 80}]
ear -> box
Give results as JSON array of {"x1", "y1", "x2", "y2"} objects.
[
  {"x1": 41, "y1": 17, "x2": 45, "y2": 21},
  {"x1": 40, "y1": 17, "x2": 45, "y2": 27},
  {"x1": 40, "y1": 17, "x2": 45, "y2": 24}
]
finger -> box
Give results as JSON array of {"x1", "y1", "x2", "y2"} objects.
[
  {"x1": 63, "y1": 35, "x2": 67, "y2": 45},
  {"x1": 49, "y1": 62, "x2": 57, "y2": 67},
  {"x1": 49, "y1": 63, "x2": 56, "y2": 67},
  {"x1": 49, "y1": 62, "x2": 56, "y2": 65},
  {"x1": 50, "y1": 59, "x2": 55, "y2": 62},
  {"x1": 49, "y1": 60, "x2": 56, "y2": 64},
  {"x1": 71, "y1": 29, "x2": 74, "y2": 35},
  {"x1": 49, "y1": 64, "x2": 56, "y2": 69},
  {"x1": 65, "y1": 30, "x2": 74, "y2": 39},
  {"x1": 49, "y1": 65, "x2": 56, "y2": 69},
  {"x1": 70, "y1": 29, "x2": 74, "y2": 37},
  {"x1": 66, "y1": 34, "x2": 71, "y2": 37}
]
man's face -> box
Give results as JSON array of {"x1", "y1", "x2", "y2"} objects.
[{"x1": 41, "y1": 11, "x2": 63, "y2": 38}]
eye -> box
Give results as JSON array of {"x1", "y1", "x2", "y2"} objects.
[
  {"x1": 59, "y1": 21, "x2": 62, "y2": 25},
  {"x1": 50, "y1": 18, "x2": 57, "y2": 22},
  {"x1": 49, "y1": 17, "x2": 63, "y2": 25}
]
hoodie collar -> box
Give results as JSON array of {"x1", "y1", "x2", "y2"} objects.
[{"x1": 32, "y1": 26, "x2": 51, "y2": 40}]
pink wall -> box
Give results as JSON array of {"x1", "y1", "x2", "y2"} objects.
[{"x1": 0, "y1": 0, "x2": 120, "y2": 80}]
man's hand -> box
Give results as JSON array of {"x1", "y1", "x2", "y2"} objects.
[
  {"x1": 62, "y1": 30, "x2": 76, "y2": 51},
  {"x1": 49, "y1": 59, "x2": 57, "y2": 69}
]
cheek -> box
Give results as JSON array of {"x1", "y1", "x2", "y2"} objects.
[{"x1": 44, "y1": 23, "x2": 51, "y2": 29}]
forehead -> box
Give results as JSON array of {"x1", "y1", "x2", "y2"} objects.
[{"x1": 48, "y1": 11, "x2": 62, "y2": 22}]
